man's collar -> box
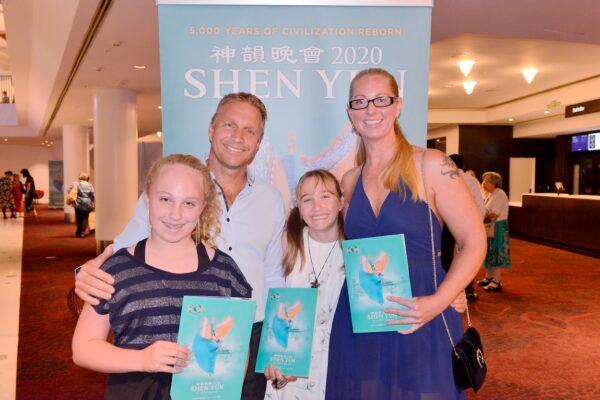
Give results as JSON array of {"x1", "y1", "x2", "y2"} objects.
[{"x1": 209, "y1": 167, "x2": 254, "y2": 188}]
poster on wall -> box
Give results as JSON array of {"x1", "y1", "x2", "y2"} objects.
[
  {"x1": 48, "y1": 160, "x2": 64, "y2": 208},
  {"x1": 157, "y1": 0, "x2": 432, "y2": 206}
]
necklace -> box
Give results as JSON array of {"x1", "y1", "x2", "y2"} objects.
[{"x1": 307, "y1": 234, "x2": 338, "y2": 288}]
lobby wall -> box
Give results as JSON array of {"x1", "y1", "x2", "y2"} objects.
[{"x1": 0, "y1": 143, "x2": 63, "y2": 203}]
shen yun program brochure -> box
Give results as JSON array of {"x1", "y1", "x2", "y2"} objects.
[
  {"x1": 342, "y1": 234, "x2": 413, "y2": 333},
  {"x1": 255, "y1": 287, "x2": 318, "y2": 377},
  {"x1": 170, "y1": 296, "x2": 255, "y2": 400}
]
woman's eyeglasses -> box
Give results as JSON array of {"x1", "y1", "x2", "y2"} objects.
[{"x1": 348, "y1": 96, "x2": 398, "y2": 110}]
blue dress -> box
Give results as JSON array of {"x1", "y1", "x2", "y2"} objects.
[{"x1": 325, "y1": 172, "x2": 465, "y2": 399}]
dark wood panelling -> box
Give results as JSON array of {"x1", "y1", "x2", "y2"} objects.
[
  {"x1": 520, "y1": 195, "x2": 600, "y2": 256},
  {"x1": 458, "y1": 125, "x2": 513, "y2": 188}
]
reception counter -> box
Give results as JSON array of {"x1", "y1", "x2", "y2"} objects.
[{"x1": 509, "y1": 194, "x2": 600, "y2": 257}]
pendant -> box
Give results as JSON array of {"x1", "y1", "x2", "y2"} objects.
[{"x1": 310, "y1": 280, "x2": 320, "y2": 288}]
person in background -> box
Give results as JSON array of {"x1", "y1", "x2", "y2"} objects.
[
  {"x1": 72, "y1": 154, "x2": 252, "y2": 399},
  {"x1": 69, "y1": 172, "x2": 95, "y2": 238},
  {"x1": 1, "y1": 170, "x2": 16, "y2": 219},
  {"x1": 72, "y1": 92, "x2": 285, "y2": 400},
  {"x1": 478, "y1": 171, "x2": 511, "y2": 292},
  {"x1": 1, "y1": 91, "x2": 10, "y2": 103},
  {"x1": 441, "y1": 154, "x2": 486, "y2": 301},
  {"x1": 264, "y1": 169, "x2": 346, "y2": 400},
  {"x1": 465, "y1": 169, "x2": 478, "y2": 181},
  {"x1": 12, "y1": 172, "x2": 24, "y2": 217},
  {"x1": 325, "y1": 68, "x2": 486, "y2": 399},
  {"x1": 21, "y1": 168, "x2": 37, "y2": 216}
]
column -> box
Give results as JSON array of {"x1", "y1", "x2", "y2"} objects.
[
  {"x1": 93, "y1": 88, "x2": 138, "y2": 249},
  {"x1": 62, "y1": 125, "x2": 89, "y2": 222}
]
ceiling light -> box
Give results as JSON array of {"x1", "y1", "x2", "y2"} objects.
[
  {"x1": 521, "y1": 67, "x2": 538, "y2": 84},
  {"x1": 88, "y1": 118, "x2": 94, "y2": 122},
  {"x1": 508, "y1": 118, "x2": 514, "y2": 122},
  {"x1": 157, "y1": 105, "x2": 162, "y2": 109},
  {"x1": 544, "y1": 110, "x2": 550, "y2": 114},
  {"x1": 462, "y1": 81, "x2": 477, "y2": 95},
  {"x1": 457, "y1": 59, "x2": 476, "y2": 77},
  {"x1": 133, "y1": 65, "x2": 147, "y2": 70},
  {"x1": 3, "y1": 138, "x2": 7, "y2": 142},
  {"x1": 156, "y1": 131, "x2": 162, "y2": 138}
]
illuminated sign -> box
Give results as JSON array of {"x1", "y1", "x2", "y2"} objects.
[{"x1": 565, "y1": 98, "x2": 600, "y2": 118}]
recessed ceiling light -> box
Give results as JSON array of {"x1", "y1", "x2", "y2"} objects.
[
  {"x1": 88, "y1": 118, "x2": 94, "y2": 121},
  {"x1": 462, "y1": 81, "x2": 477, "y2": 95},
  {"x1": 157, "y1": 105, "x2": 162, "y2": 109},
  {"x1": 508, "y1": 118, "x2": 514, "y2": 122},
  {"x1": 522, "y1": 67, "x2": 538, "y2": 84},
  {"x1": 544, "y1": 110, "x2": 550, "y2": 114},
  {"x1": 133, "y1": 65, "x2": 147, "y2": 70},
  {"x1": 3, "y1": 138, "x2": 8, "y2": 142},
  {"x1": 156, "y1": 131, "x2": 163, "y2": 138},
  {"x1": 435, "y1": 139, "x2": 440, "y2": 142},
  {"x1": 457, "y1": 59, "x2": 476, "y2": 77}
]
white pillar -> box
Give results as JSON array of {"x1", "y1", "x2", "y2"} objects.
[
  {"x1": 62, "y1": 125, "x2": 89, "y2": 222},
  {"x1": 93, "y1": 88, "x2": 138, "y2": 244}
]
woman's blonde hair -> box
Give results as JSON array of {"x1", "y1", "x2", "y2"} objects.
[
  {"x1": 350, "y1": 68, "x2": 419, "y2": 201},
  {"x1": 282, "y1": 169, "x2": 345, "y2": 277},
  {"x1": 145, "y1": 154, "x2": 221, "y2": 247}
]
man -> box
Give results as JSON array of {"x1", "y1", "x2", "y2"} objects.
[
  {"x1": 74, "y1": 93, "x2": 285, "y2": 399},
  {"x1": 440, "y1": 154, "x2": 485, "y2": 300}
]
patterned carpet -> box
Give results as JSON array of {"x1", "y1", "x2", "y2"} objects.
[
  {"x1": 16, "y1": 206, "x2": 600, "y2": 399},
  {"x1": 17, "y1": 206, "x2": 105, "y2": 399}
]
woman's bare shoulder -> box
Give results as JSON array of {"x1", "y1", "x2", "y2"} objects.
[
  {"x1": 341, "y1": 166, "x2": 360, "y2": 185},
  {"x1": 340, "y1": 166, "x2": 361, "y2": 196}
]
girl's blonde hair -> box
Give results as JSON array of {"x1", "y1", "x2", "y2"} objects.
[
  {"x1": 145, "y1": 154, "x2": 221, "y2": 247},
  {"x1": 351, "y1": 68, "x2": 420, "y2": 201},
  {"x1": 282, "y1": 169, "x2": 345, "y2": 277}
]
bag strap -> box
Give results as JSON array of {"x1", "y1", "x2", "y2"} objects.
[{"x1": 420, "y1": 150, "x2": 472, "y2": 355}]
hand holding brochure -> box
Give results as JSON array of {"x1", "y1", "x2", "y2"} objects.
[
  {"x1": 342, "y1": 234, "x2": 412, "y2": 333},
  {"x1": 171, "y1": 296, "x2": 255, "y2": 400},
  {"x1": 255, "y1": 288, "x2": 318, "y2": 377}
]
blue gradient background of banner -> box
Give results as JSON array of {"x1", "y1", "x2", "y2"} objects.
[{"x1": 158, "y1": 4, "x2": 431, "y2": 202}]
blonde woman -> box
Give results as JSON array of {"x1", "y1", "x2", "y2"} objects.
[
  {"x1": 325, "y1": 69, "x2": 486, "y2": 399},
  {"x1": 72, "y1": 154, "x2": 252, "y2": 399}
]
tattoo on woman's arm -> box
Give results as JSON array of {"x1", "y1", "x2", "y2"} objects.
[{"x1": 440, "y1": 156, "x2": 459, "y2": 180}]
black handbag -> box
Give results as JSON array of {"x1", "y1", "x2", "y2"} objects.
[
  {"x1": 451, "y1": 326, "x2": 487, "y2": 391},
  {"x1": 422, "y1": 150, "x2": 487, "y2": 392}
]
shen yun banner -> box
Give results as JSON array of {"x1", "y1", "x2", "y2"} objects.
[{"x1": 157, "y1": 0, "x2": 432, "y2": 206}]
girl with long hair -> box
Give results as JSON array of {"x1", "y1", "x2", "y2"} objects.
[
  {"x1": 264, "y1": 169, "x2": 346, "y2": 400},
  {"x1": 72, "y1": 154, "x2": 252, "y2": 399}
]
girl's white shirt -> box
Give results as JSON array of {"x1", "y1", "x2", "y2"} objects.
[{"x1": 264, "y1": 227, "x2": 345, "y2": 400}]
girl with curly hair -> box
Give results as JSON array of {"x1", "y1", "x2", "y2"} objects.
[{"x1": 72, "y1": 154, "x2": 252, "y2": 399}]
